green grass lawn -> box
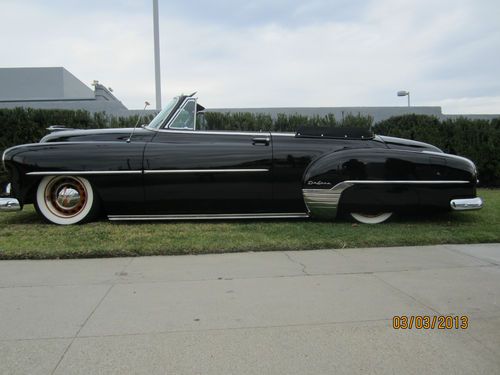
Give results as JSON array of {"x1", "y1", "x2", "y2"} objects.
[{"x1": 0, "y1": 188, "x2": 498, "y2": 259}]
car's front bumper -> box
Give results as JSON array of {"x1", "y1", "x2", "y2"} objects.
[
  {"x1": 0, "y1": 183, "x2": 21, "y2": 212},
  {"x1": 450, "y1": 197, "x2": 483, "y2": 211},
  {"x1": 0, "y1": 197, "x2": 20, "y2": 212}
]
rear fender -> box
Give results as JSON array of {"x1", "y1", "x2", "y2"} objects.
[{"x1": 301, "y1": 148, "x2": 477, "y2": 219}]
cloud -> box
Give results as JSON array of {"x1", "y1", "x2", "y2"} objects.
[
  {"x1": 0, "y1": 0, "x2": 499, "y2": 113},
  {"x1": 0, "y1": 0, "x2": 155, "y2": 106},
  {"x1": 159, "y1": 0, "x2": 370, "y2": 27}
]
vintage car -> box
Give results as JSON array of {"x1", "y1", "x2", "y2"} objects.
[{"x1": 0, "y1": 93, "x2": 483, "y2": 225}]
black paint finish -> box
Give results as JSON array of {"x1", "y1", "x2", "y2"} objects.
[
  {"x1": 2, "y1": 124, "x2": 479, "y2": 218},
  {"x1": 143, "y1": 130, "x2": 272, "y2": 214},
  {"x1": 270, "y1": 134, "x2": 387, "y2": 212}
]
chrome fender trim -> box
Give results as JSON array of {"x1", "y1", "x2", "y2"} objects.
[{"x1": 302, "y1": 182, "x2": 353, "y2": 220}]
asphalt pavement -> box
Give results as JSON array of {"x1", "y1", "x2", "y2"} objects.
[{"x1": 1, "y1": 244, "x2": 499, "y2": 374}]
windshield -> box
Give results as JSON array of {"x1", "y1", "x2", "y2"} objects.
[{"x1": 146, "y1": 97, "x2": 181, "y2": 129}]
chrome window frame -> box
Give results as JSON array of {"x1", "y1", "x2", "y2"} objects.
[
  {"x1": 145, "y1": 96, "x2": 183, "y2": 130},
  {"x1": 165, "y1": 98, "x2": 197, "y2": 131},
  {"x1": 155, "y1": 128, "x2": 267, "y2": 136}
]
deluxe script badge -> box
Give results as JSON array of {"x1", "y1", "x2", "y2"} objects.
[{"x1": 307, "y1": 181, "x2": 332, "y2": 186}]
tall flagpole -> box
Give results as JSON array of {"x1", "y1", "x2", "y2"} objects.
[{"x1": 153, "y1": 0, "x2": 162, "y2": 110}]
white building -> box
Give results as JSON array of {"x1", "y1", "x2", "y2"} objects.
[{"x1": 0, "y1": 67, "x2": 133, "y2": 116}]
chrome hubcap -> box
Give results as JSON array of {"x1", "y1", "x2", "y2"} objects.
[
  {"x1": 45, "y1": 177, "x2": 87, "y2": 218},
  {"x1": 55, "y1": 187, "x2": 81, "y2": 210}
]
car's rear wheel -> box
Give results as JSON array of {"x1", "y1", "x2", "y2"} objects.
[
  {"x1": 35, "y1": 176, "x2": 100, "y2": 225},
  {"x1": 350, "y1": 212, "x2": 393, "y2": 224}
]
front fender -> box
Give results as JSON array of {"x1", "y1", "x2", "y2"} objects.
[{"x1": 2, "y1": 141, "x2": 146, "y2": 206}]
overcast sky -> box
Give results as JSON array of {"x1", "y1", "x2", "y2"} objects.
[{"x1": 1, "y1": 0, "x2": 499, "y2": 113}]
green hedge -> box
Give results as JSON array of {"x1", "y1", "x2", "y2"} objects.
[
  {"x1": 203, "y1": 112, "x2": 373, "y2": 131},
  {"x1": 376, "y1": 115, "x2": 500, "y2": 186},
  {"x1": 1, "y1": 108, "x2": 499, "y2": 189},
  {"x1": 0, "y1": 107, "x2": 153, "y2": 149}
]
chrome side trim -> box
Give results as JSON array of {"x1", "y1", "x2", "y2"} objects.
[
  {"x1": 27, "y1": 168, "x2": 272, "y2": 176},
  {"x1": 450, "y1": 197, "x2": 483, "y2": 211},
  {"x1": 341, "y1": 180, "x2": 470, "y2": 184},
  {"x1": 270, "y1": 132, "x2": 295, "y2": 137},
  {"x1": 144, "y1": 169, "x2": 269, "y2": 174},
  {"x1": 108, "y1": 213, "x2": 309, "y2": 221},
  {"x1": 27, "y1": 171, "x2": 142, "y2": 176},
  {"x1": 0, "y1": 198, "x2": 21, "y2": 212}
]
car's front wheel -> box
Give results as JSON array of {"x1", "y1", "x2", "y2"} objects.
[
  {"x1": 350, "y1": 212, "x2": 393, "y2": 224},
  {"x1": 35, "y1": 176, "x2": 100, "y2": 225}
]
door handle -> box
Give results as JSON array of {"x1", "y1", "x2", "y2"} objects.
[{"x1": 252, "y1": 137, "x2": 270, "y2": 146}]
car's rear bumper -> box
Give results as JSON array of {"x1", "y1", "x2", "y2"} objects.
[{"x1": 450, "y1": 197, "x2": 483, "y2": 211}]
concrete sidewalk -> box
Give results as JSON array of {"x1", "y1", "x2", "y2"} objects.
[{"x1": 0, "y1": 244, "x2": 499, "y2": 374}]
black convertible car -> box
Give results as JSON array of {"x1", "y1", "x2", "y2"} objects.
[{"x1": 1, "y1": 94, "x2": 483, "y2": 225}]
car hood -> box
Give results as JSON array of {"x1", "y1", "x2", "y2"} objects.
[{"x1": 40, "y1": 127, "x2": 156, "y2": 143}]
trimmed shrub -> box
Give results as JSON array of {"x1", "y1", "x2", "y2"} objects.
[{"x1": 204, "y1": 111, "x2": 373, "y2": 132}]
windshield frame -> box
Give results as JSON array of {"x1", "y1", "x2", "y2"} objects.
[{"x1": 146, "y1": 96, "x2": 185, "y2": 130}]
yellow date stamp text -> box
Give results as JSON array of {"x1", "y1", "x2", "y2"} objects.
[{"x1": 392, "y1": 315, "x2": 469, "y2": 330}]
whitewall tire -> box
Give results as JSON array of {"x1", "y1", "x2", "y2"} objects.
[
  {"x1": 35, "y1": 176, "x2": 99, "y2": 225},
  {"x1": 350, "y1": 212, "x2": 393, "y2": 224}
]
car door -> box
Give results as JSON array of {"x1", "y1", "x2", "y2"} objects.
[{"x1": 142, "y1": 128, "x2": 273, "y2": 215}]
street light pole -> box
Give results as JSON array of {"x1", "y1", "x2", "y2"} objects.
[
  {"x1": 153, "y1": 0, "x2": 162, "y2": 110},
  {"x1": 397, "y1": 90, "x2": 410, "y2": 107}
]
